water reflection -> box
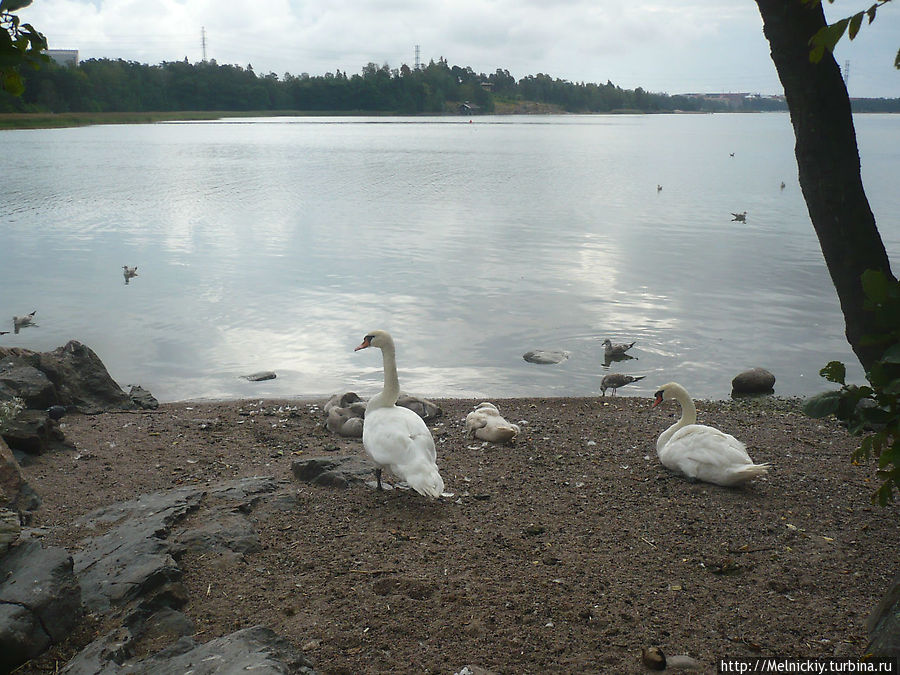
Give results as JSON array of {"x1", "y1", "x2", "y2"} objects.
[{"x1": 1, "y1": 114, "x2": 897, "y2": 402}]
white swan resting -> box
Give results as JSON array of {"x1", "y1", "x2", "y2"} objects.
[
  {"x1": 465, "y1": 402, "x2": 520, "y2": 444},
  {"x1": 354, "y1": 330, "x2": 445, "y2": 497},
  {"x1": 652, "y1": 382, "x2": 770, "y2": 487}
]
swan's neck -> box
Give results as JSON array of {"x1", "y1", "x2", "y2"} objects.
[
  {"x1": 658, "y1": 386, "x2": 697, "y2": 450},
  {"x1": 370, "y1": 342, "x2": 401, "y2": 409}
]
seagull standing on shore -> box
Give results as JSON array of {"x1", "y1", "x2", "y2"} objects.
[{"x1": 600, "y1": 373, "x2": 645, "y2": 396}]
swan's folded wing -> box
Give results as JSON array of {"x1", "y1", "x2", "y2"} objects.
[
  {"x1": 664, "y1": 425, "x2": 753, "y2": 467},
  {"x1": 364, "y1": 406, "x2": 436, "y2": 465}
]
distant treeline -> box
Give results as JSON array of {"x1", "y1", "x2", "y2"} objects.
[{"x1": 2, "y1": 56, "x2": 898, "y2": 115}]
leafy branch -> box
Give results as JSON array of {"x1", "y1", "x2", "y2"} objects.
[
  {"x1": 1, "y1": 0, "x2": 49, "y2": 96},
  {"x1": 804, "y1": 270, "x2": 900, "y2": 506},
  {"x1": 802, "y1": 0, "x2": 899, "y2": 68}
]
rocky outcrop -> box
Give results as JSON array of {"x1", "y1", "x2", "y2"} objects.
[
  {"x1": 63, "y1": 625, "x2": 317, "y2": 675},
  {"x1": 0, "y1": 475, "x2": 318, "y2": 673},
  {"x1": 0, "y1": 436, "x2": 41, "y2": 522},
  {"x1": 1, "y1": 408, "x2": 71, "y2": 459},
  {"x1": 0, "y1": 340, "x2": 134, "y2": 413},
  {"x1": 867, "y1": 572, "x2": 900, "y2": 657},
  {"x1": 292, "y1": 455, "x2": 375, "y2": 488},
  {"x1": 0, "y1": 341, "x2": 157, "y2": 457},
  {"x1": 0, "y1": 539, "x2": 82, "y2": 672},
  {"x1": 129, "y1": 385, "x2": 159, "y2": 410},
  {"x1": 731, "y1": 367, "x2": 776, "y2": 395},
  {"x1": 0, "y1": 359, "x2": 56, "y2": 409}
]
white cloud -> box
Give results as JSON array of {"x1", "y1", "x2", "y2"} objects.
[{"x1": 19, "y1": 0, "x2": 900, "y2": 96}]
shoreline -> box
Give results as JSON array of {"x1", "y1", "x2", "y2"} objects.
[{"x1": 13, "y1": 393, "x2": 898, "y2": 674}]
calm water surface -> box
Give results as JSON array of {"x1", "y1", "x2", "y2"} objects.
[{"x1": 1, "y1": 114, "x2": 898, "y2": 402}]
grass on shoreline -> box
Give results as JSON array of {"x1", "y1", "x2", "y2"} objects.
[{"x1": 0, "y1": 110, "x2": 395, "y2": 130}]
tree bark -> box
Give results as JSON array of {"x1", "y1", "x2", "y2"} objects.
[{"x1": 755, "y1": 0, "x2": 895, "y2": 373}]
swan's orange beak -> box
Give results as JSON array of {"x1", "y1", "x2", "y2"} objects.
[
  {"x1": 651, "y1": 392, "x2": 664, "y2": 408},
  {"x1": 354, "y1": 336, "x2": 372, "y2": 351}
]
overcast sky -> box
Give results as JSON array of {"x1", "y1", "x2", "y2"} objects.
[{"x1": 21, "y1": 0, "x2": 900, "y2": 98}]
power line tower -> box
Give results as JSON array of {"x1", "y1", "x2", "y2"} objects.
[
  {"x1": 201, "y1": 26, "x2": 207, "y2": 62},
  {"x1": 415, "y1": 44, "x2": 421, "y2": 70},
  {"x1": 843, "y1": 59, "x2": 850, "y2": 87}
]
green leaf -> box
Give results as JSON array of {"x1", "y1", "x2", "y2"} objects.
[
  {"x1": 862, "y1": 269, "x2": 890, "y2": 304},
  {"x1": 823, "y1": 17, "x2": 849, "y2": 49},
  {"x1": 803, "y1": 391, "x2": 843, "y2": 418},
  {"x1": 858, "y1": 435, "x2": 875, "y2": 460},
  {"x1": 809, "y1": 44, "x2": 826, "y2": 64},
  {"x1": 0, "y1": 69, "x2": 24, "y2": 96},
  {"x1": 0, "y1": 0, "x2": 34, "y2": 11},
  {"x1": 877, "y1": 444, "x2": 899, "y2": 468},
  {"x1": 820, "y1": 361, "x2": 847, "y2": 385},
  {"x1": 895, "y1": 47, "x2": 900, "y2": 70},
  {"x1": 848, "y1": 12, "x2": 864, "y2": 40},
  {"x1": 881, "y1": 343, "x2": 900, "y2": 364}
]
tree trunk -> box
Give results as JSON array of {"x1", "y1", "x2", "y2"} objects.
[{"x1": 755, "y1": 0, "x2": 895, "y2": 373}]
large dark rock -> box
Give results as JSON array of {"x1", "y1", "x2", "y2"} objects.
[
  {"x1": 1, "y1": 409, "x2": 70, "y2": 459},
  {"x1": 57, "y1": 477, "x2": 315, "y2": 675},
  {"x1": 0, "y1": 436, "x2": 41, "y2": 522},
  {"x1": 867, "y1": 572, "x2": 900, "y2": 657},
  {"x1": 0, "y1": 341, "x2": 135, "y2": 413},
  {"x1": 129, "y1": 385, "x2": 159, "y2": 410},
  {"x1": 0, "y1": 539, "x2": 83, "y2": 673},
  {"x1": 0, "y1": 360, "x2": 57, "y2": 409},
  {"x1": 63, "y1": 625, "x2": 317, "y2": 675},
  {"x1": 291, "y1": 455, "x2": 374, "y2": 488},
  {"x1": 73, "y1": 486, "x2": 205, "y2": 612},
  {"x1": 131, "y1": 625, "x2": 316, "y2": 674},
  {"x1": 32, "y1": 341, "x2": 134, "y2": 412},
  {"x1": 731, "y1": 367, "x2": 776, "y2": 395}
]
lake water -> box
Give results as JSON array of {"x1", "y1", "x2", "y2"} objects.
[{"x1": 1, "y1": 113, "x2": 898, "y2": 403}]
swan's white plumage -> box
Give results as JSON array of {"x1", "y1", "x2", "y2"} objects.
[
  {"x1": 653, "y1": 382, "x2": 770, "y2": 487},
  {"x1": 465, "y1": 402, "x2": 520, "y2": 444},
  {"x1": 356, "y1": 330, "x2": 444, "y2": 498}
]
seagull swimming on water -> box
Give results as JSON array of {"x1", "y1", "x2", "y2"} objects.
[
  {"x1": 123, "y1": 266, "x2": 138, "y2": 283},
  {"x1": 13, "y1": 311, "x2": 36, "y2": 334},
  {"x1": 602, "y1": 338, "x2": 635, "y2": 359},
  {"x1": 731, "y1": 211, "x2": 747, "y2": 223}
]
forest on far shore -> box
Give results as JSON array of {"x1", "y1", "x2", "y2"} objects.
[{"x1": 2, "y1": 56, "x2": 898, "y2": 116}]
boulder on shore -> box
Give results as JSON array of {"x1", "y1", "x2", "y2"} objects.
[
  {"x1": 0, "y1": 539, "x2": 83, "y2": 673},
  {"x1": 731, "y1": 367, "x2": 776, "y2": 395},
  {"x1": 0, "y1": 340, "x2": 135, "y2": 413}
]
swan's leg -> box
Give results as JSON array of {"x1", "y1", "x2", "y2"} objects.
[{"x1": 375, "y1": 468, "x2": 383, "y2": 490}]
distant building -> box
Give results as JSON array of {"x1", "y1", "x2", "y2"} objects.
[
  {"x1": 47, "y1": 49, "x2": 79, "y2": 67},
  {"x1": 681, "y1": 92, "x2": 786, "y2": 108}
]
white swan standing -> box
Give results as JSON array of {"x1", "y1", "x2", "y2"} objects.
[
  {"x1": 354, "y1": 330, "x2": 445, "y2": 498},
  {"x1": 651, "y1": 382, "x2": 770, "y2": 487}
]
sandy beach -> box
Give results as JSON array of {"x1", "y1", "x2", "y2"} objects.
[{"x1": 14, "y1": 393, "x2": 900, "y2": 674}]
